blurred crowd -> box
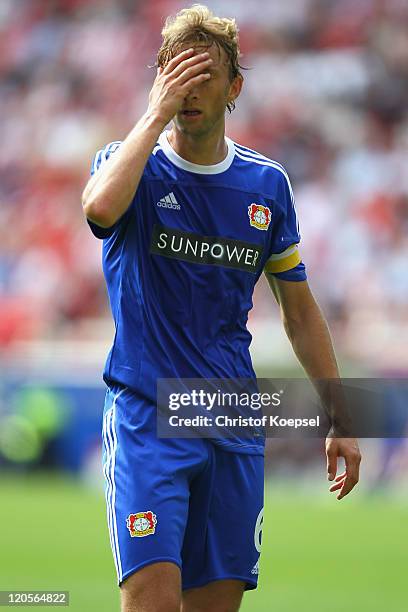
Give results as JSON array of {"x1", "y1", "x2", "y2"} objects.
[{"x1": 1, "y1": 0, "x2": 408, "y2": 368}]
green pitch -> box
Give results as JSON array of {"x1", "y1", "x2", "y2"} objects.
[{"x1": 0, "y1": 475, "x2": 406, "y2": 611}]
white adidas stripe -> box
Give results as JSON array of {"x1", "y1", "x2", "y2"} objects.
[
  {"x1": 234, "y1": 143, "x2": 287, "y2": 172},
  {"x1": 234, "y1": 146, "x2": 290, "y2": 170},
  {"x1": 103, "y1": 409, "x2": 119, "y2": 579},
  {"x1": 92, "y1": 141, "x2": 122, "y2": 174},
  {"x1": 234, "y1": 148, "x2": 291, "y2": 178},
  {"x1": 92, "y1": 149, "x2": 104, "y2": 175},
  {"x1": 102, "y1": 141, "x2": 121, "y2": 162},
  {"x1": 109, "y1": 398, "x2": 123, "y2": 582},
  {"x1": 103, "y1": 388, "x2": 125, "y2": 583},
  {"x1": 234, "y1": 150, "x2": 295, "y2": 203},
  {"x1": 105, "y1": 409, "x2": 121, "y2": 580},
  {"x1": 234, "y1": 145, "x2": 294, "y2": 201}
]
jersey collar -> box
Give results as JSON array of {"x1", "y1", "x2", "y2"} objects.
[{"x1": 158, "y1": 131, "x2": 235, "y2": 175}]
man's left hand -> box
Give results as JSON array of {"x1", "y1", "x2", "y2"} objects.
[{"x1": 325, "y1": 437, "x2": 361, "y2": 500}]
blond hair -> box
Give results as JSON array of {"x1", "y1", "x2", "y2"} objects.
[{"x1": 157, "y1": 4, "x2": 242, "y2": 111}]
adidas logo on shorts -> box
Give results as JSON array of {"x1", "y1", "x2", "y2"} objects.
[
  {"x1": 251, "y1": 560, "x2": 259, "y2": 575},
  {"x1": 156, "y1": 192, "x2": 181, "y2": 210}
]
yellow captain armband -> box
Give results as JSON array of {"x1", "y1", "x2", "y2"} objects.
[{"x1": 264, "y1": 244, "x2": 301, "y2": 274}]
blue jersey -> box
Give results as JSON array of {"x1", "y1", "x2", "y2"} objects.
[{"x1": 88, "y1": 131, "x2": 306, "y2": 454}]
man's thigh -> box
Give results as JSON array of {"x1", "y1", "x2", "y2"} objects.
[
  {"x1": 181, "y1": 444, "x2": 264, "y2": 592},
  {"x1": 102, "y1": 384, "x2": 209, "y2": 586},
  {"x1": 121, "y1": 569, "x2": 244, "y2": 612},
  {"x1": 121, "y1": 562, "x2": 181, "y2": 612},
  {"x1": 182, "y1": 579, "x2": 245, "y2": 612}
]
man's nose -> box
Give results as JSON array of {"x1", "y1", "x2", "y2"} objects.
[{"x1": 184, "y1": 88, "x2": 199, "y2": 101}]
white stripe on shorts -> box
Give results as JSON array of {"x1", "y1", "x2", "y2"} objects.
[
  {"x1": 103, "y1": 409, "x2": 118, "y2": 576},
  {"x1": 103, "y1": 388, "x2": 125, "y2": 582}
]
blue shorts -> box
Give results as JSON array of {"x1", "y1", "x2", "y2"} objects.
[{"x1": 102, "y1": 384, "x2": 264, "y2": 590}]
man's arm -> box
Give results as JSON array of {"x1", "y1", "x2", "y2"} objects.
[
  {"x1": 82, "y1": 48, "x2": 213, "y2": 228},
  {"x1": 265, "y1": 274, "x2": 361, "y2": 500},
  {"x1": 82, "y1": 113, "x2": 163, "y2": 228}
]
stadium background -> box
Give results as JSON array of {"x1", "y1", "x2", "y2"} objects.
[{"x1": 0, "y1": 0, "x2": 407, "y2": 610}]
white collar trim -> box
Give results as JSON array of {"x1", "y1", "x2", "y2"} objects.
[{"x1": 158, "y1": 131, "x2": 235, "y2": 174}]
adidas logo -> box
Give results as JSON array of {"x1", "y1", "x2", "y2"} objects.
[
  {"x1": 251, "y1": 561, "x2": 259, "y2": 575},
  {"x1": 156, "y1": 192, "x2": 181, "y2": 210}
]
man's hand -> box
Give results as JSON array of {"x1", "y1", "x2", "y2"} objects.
[
  {"x1": 148, "y1": 48, "x2": 213, "y2": 125},
  {"x1": 326, "y1": 437, "x2": 361, "y2": 500},
  {"x1": 264, "y1": 278, "x2": 363, "y2": 501},
  {"x1": 82, "y1": 48, "x2": 213, "y2": 228}
]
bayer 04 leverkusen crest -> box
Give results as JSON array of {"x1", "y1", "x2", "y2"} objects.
[
  {"x1": 126, "y1": 511, "x2": 157, "y2": 537},
  {"x1": 248, "y1": 204, "x2": 272, "y2": 231}
]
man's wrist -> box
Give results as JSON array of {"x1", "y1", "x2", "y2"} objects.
[{"x1": 142, "y1": 109, "x2": 170, "y2": 132}]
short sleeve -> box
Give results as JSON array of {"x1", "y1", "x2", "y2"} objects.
[
  {"x1": 264, "y1": 170, "x2": 307, "y2": 281},
  {"x1": 87, "y1": 141, "x2": 128, "y2": 239},
  {"x1": 91, "y1": 141, "x2": 122, "y2": 177}
]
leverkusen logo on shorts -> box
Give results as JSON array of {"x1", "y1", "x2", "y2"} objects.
[
  {"x1": 248, "y1": 204, "x2": 271, "y2": 231},
  {"x1": 126, "y1": 511, "x2": 157, "y2": 537}
]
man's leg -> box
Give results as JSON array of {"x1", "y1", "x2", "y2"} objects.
[
  {"x1": 121, "y1": 562, "x2": 181, "y2": 612},
  {"x1": 181, "y1": 445, "x2": 264, "y2": 603},
  {"x1": 182, "y1": 579, "x2": 245, "y2": 612},
  {"x1": 101, "y1": 387, "x2": 209, "y2": 611}
]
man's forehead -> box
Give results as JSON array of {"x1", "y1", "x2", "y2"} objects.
[{"x1": 177, "y1": 41, "x2": 228, "y2": 67}]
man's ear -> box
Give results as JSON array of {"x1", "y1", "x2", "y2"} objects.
[{"x1": 229, "y1": 74, "x2": 243, "y2": 102}]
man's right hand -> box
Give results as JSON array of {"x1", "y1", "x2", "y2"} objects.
[
  {"x1": 83, "y1": 49, "x2": 212, "y2": 229},
  {"x1": 147, "y1": 48, "x2": 213, "y2": 126}
]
